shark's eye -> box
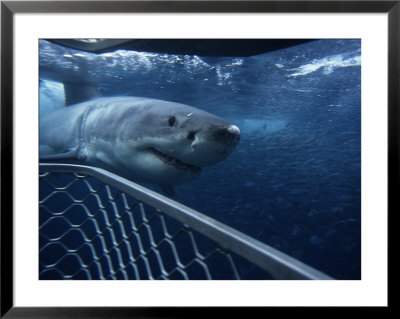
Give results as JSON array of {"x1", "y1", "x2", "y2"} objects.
[{"x1": 168, "y1": 116, "x2": 176, "y2": 127}]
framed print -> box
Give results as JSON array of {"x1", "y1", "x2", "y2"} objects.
[{"x1": 1, "y1": 0, "x2": 395, "y2": 317}]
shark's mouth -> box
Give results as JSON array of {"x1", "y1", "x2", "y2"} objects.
[{"x1": 148, "y1": 147, "x2": 201, "y2": 173}]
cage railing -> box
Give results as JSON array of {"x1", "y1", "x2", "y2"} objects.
[{"x1": 39, "y1": 163, "x2": 334, "y2": 280}]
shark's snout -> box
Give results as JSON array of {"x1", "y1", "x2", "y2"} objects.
[
  {"x1": 211, "y1": 124, "x2": 240, "y2": 146},
  {"x1": 184, "y1": 123, "x2": 240, "y2": 167}
]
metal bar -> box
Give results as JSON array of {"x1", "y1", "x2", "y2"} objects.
[{"x1": 39, "y1": 163, "x2": 334, "y2": 280}]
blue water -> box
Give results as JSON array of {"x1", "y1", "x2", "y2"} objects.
[{"x1": 39, "y1": 39, "x2": 361, "y2": 279}]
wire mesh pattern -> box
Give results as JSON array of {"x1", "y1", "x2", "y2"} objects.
[
  {"x1": 39, "y1": 164, "x2": 333, "y2": 280},
  {"x1": 39, "y1": 171, "x2": 266, "y2": 280}
]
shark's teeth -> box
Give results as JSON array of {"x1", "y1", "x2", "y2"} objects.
[{"x1": 148, "y1": 147, "x2": 201, "y2": 173}]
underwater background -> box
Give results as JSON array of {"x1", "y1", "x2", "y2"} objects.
[{"x1": 39, "y1": 39, "x2": 361, "y2": 280}]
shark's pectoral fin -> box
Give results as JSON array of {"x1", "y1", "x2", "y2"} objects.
[
  {"x1": 160, "y1": 185, "x2": 176, "y2": 197},
  {"x1": 39, "y1": 148, "x2": 79, "y2": 160}
]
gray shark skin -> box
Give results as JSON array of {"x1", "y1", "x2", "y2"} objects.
[{"x1": 40, "y1": 97, "x2": 240, "y2": 187}]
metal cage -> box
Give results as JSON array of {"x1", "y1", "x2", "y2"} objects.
[{"x1": 39, "y1": 163, "x2": 333, "y2": 280}]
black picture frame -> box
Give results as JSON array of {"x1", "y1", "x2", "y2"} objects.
[{"x1": 1, "y1": 0, "x2": 395, "y2": 317}]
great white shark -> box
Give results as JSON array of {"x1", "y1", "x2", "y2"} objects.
[{"x1": 40, "y1": 96, "x2": 240, "y2": 194}]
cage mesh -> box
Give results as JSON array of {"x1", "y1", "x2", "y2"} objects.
[{"x1": 39, "y1": 171, "x2": 271, "y2": 280}]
